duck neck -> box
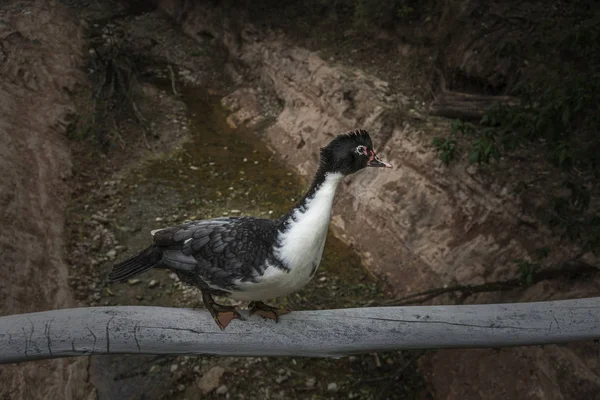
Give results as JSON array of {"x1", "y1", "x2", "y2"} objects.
[{"x1": 279, "y1": 167, "x2": 344, "y2": 230}]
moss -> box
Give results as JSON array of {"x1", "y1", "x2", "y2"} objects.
[{"x1": 103, "y1": 88, "x2": 425, "y2": 399}]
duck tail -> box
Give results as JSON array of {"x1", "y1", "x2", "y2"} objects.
[{"x1": 108, "y1": 245, "x2": 162, "y2": 282}]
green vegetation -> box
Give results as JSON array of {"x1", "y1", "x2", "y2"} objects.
[
  {"x1": 431, "y1": 1, "x2": 600, "y2": 255},
  {"x1": 433, "y1": 1, "x2": 600, "y2": 169},
  {"x1": 243, "y1": 0, "x2": 426, "y2": 29},
  {"x1": 432, "y1": 136, "x2": 456, "y2": 165},
  {"x1": 71, "y1": 22, "x2": 148, "y2": 147},
  {"x1": 516, "y1": 260, "x2": 540, "y2": 286},
  {"x1": 515, "y1": 247, "x2": 550, "y2": 286},
  {"x1": 352, "y1": 0, "x2": 420, "y2": 27}
]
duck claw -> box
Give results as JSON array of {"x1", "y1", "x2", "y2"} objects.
[
  {"x1": 213, "y1": 308, "x2": 244, "y2": 330},
  {"x1": 248, "y1": 301, "x2": 289, "y2": 323},
  {"x1": 203, "y1": 292, "x2": 244, "y2": 330}
]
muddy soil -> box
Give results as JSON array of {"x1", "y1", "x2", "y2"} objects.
[
  {"x1": 0, "y1": 1, "x2": 93, "y2": 398},
  {"x1": 65, "y1": 8, "x2": 426, "y2": 400}
]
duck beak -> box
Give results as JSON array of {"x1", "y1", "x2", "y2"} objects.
[{"x1": 367, "y1": 151, "x2": 393, "y2": 168}]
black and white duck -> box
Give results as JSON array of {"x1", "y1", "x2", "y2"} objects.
[{"x1": 109, "y1": 129, "x2": 392, "y2": 329}]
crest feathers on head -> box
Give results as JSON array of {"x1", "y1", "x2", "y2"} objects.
[
  {"x1": 344, "y1": 129, "x2": 370, "y2": 139},
  {"x1": 342, "y1": 129, "x2": 373, "y2": 147},
  {"x1": 319, "y1": 129, "x2": 373, "y2": 163}
]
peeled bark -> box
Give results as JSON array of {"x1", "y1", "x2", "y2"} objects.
[
  {"x1": 1, "y1": 299, "x2": 599, "y2": 364},
  {"x1": 429, "y1": 91, "x2": 519, "y2": 120}
]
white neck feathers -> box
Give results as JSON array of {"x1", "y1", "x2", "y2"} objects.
[{"x1": 276, "y1": 172, "x2": 343, "y2": 269}]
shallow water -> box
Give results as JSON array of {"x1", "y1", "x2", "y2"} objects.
[
  {"x1": 92, "y1": 86, "x2": 422, "y2": 399},
  {"x1": 112, "y1": 87, "x2": 383, "y2": 310}
]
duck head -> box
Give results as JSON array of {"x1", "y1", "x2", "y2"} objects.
[{"x1": 319, "y1": 129, "x2": 392, "y2": 175}]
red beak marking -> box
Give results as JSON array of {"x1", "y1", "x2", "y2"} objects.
[{"x1": 369, "y1": 149, "x2": 376, "y2": 162}]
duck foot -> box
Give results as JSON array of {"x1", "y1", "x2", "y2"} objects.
[
  {"x1": 202, "y1": 292, "x2": 244, "y2": 330},
  {"x1": 248, "y1": 301, "x2": 289, "y2": 322}
]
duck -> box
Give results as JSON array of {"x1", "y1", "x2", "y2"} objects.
[{"x1": 109, "y1": 129, "x2": 392, "y2": 329}]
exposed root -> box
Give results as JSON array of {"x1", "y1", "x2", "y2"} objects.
[
  {"x1": 375, "y1": 256, "x2": 598, "y2": 307},
  {"x1": 168, "y1": 65, "x2": 179, "y2": 96},
  {"x1": 130, "y1": 100, "x2": 151, "y2": 149},
  {"x1": 85, "y1": 22, "x2": 152, "y2": 149}
]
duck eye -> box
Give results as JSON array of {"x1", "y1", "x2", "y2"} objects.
[{"x1": 355, "y1": 145, "x2": 367, "y2": 156}]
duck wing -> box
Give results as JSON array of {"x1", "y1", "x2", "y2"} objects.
[{"x1": 151, "y1": 217, "x2": 283, "y2": 290}]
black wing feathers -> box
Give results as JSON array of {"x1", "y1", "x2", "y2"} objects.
[
  {"x1": 153, "y1": 217, "x2": 278, "y2": 288},
  {"x1": 109, "y1": 245, "x2": 162, "y2": 282}
]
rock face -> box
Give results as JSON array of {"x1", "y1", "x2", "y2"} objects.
[
  {"x1": 157, "y1": 0, "x2": 534, "y2": 294},
  {"x1": 156, "y1": 0, "x2": 599, "y2": 298},
  {"x1": 157, "y1": 2, "x2": 600, "y2": 399},
  {"x1": 0, "y1": 1, "x2": 91, "y2": 398}
]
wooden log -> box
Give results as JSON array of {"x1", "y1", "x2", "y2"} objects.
[
  {"x1": 1, "y1": 298, "x2": 599, "y2": 364},
  {"x1": 429, "y1": 90, "x2": 519, "y2": 120}
]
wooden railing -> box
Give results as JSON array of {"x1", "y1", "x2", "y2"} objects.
[{"x1": 1, "y1": 298, "x2": 599, "y2": 364}]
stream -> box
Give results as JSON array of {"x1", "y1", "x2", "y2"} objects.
[
  {"x1": 63, "y1": 7, "x2": 424, "y2": 398},
  {"x1": 74, "y1": 88, "x2": 422, "y2": 399}
]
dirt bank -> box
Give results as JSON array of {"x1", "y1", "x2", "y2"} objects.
[
  {"x1": 59, "y1": 5, "x2": 425, "y2": 399},
  {"x1": 153, "y1": 1, "x2": 600, "y2": 399},
  {"x1": 0, "y1": 1, "x2": 92, "y2": 398},
  {"x1": 2, "y1": 0, "x2": 598, "y2": 398}
]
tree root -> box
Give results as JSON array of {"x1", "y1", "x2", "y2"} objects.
[
  {"x1": 88, "y1": 30, "x2": 153, "y2": 149},
  {"x1": 168, "y1": 65, "x2": 179, "y2": 96},
  {"x1": 374, "y1": 258, "x2": 598, "y2": 307}
]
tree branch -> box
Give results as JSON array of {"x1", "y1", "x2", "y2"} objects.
[
  {"x1": 1, "y1": 298, "x2": 599, "y2": 364},
  {"x1": 377, "y1": 261, "x2": 599, "y2": 307}
]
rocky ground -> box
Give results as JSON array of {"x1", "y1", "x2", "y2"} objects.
[
  {"x1": 4, "y1": 1, "x2": 597, "y2": 399},
  {"x1": 0, "y1": 1, "x2": 93, "y2": 398},
  {"x1": 63, "y1": 6, "x2": 426, "y2": 400}
]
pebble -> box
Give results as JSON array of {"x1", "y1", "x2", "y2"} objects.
[
  {"x1": 148, "y1": 280, "x2": 159, "y2": 288},
  {"x1": 197, "y1": 366, "x2": 225, "y2": 394},
  {"x1": 128, "y1": 279, "x2": 141, "y2": 285},
  {"x1": 216, "y1": 385, "x2": 228, "y2": 395},
  {"x1": 155, "y1": 217, "x2": 163, "y2": 222},
  {"x1": 92, "y1": 214, "x2": 109, "y2": 223},
  {"x1": 177, "y1": 384, "x2": 185, "y2": 392},
  {"x1": 170, "y1": 364, "x2": 178, "y2": 373},
  {"x1": 327, "y1": 382, "x2": 338, "y2": 392},
  {"x1": 149, "y1": 365, "x2": 160, "y2": 373},
  {"x1": 106, "y1": 249, "x2": 117, "y2": 260},
  {"x1": 305, "y1": 377, "x2": 317, "y2": 388}
]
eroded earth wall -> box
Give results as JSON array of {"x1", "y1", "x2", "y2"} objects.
[
  {"x1": 0, "y1": 1, "x2": 91, "y2": 398},
  {"x1": 156, "y1": 1, "x2": 600, "y2": 399}
]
